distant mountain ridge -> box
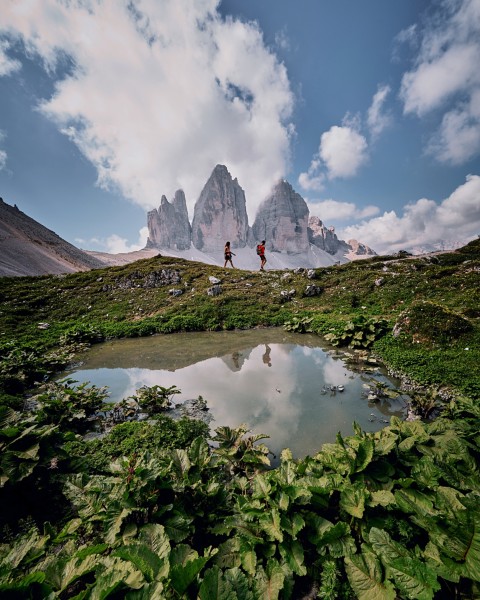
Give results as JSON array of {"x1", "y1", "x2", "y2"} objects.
[
  {"x1": 0, "y1": 198, "x2": 105, "y2": 277},
  {"x1": 146, "y1": 164, "x2": 376, "y2": 267}
]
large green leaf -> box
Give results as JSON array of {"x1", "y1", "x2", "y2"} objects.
[
  {"x1": 345, "y1": 547, "x2": 395, "y2": 600},
  {"x1": 367, "y1": 490, "x2": 396, "y2": 508},
  {"x1": 214, "y1": 538, "x2": 241, "y2": 569},
  {"x1": 431, "y1": 507, "x2": 480, "y2": 582},
  {"x1": 104, "y1": 507, "x2": 133, "y2": 544},
  {"x1": 113, "y1": 543, "x2": 165, "y2": 584},
  {"x1": 224, "y1": 567, "x2": 254, "y2": 600},
  {"x1": 340, "y1": 482, "x2": 369, "y2": 518},
  {"x1": 279, "y1": 540, "x2": 306, "y2": 576},
  {"x1": 259, "y1": 508, "x2": 283, "y2": 542},
  {"x1": 369, "y1": 528, "x2": 440, "y2": 599},
  {"x1": 354, "y1": 438, "x2": 375, "y2": 473},
  {"x1": 280, "y1": 512, "x2": 305, "y2": 539},
  {"x1": 198, "y1": 565, "x2": 234, "y2": 600},
  {"x1": 124, "y1": 580, "x2": 165, "y2": 599},
  {"x1": 2, "y1": 528, "x2": 49, "y2": 570},
  {"x1": 239, "y1": 542, "x2": 257, "y2": 576},
  {"x1": 253, "y1": 559, "x2": 285, "y2": 600},
  {"x1": 89, "y1": 556, "x2": 145, "y2": 598},
  {"x1": 170, "y1": 546, "x2": 209, "y2": 596},
  {"x1": 373, "y1": 430, "x2": 398, "y2": 456},
  {"x1": 394, "y1": 489, "x2": 437, "y2": 519},
  {"x1": 252, "y1": 473, "x2": 272, "y2": 498}
]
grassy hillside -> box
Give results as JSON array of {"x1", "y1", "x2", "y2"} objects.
[
  {"x1": 0, "y1": 240, "x2": 479, "y2": 599},
  {"x1": 1, "y1": 238, "x2": 479, "y2": 401}
]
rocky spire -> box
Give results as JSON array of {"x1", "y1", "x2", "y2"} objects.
[
  {"x1": 308, "y1": 216, "x2": 348, "y2": 255},
  {"x1": 252, "y1": 180, "x2": 309, "y2": 253},
  {"x1": 191, "y1": 164, "x2": 250, "y2": 252},
  {"x1": 146, "y1": 190, "x2": 191, "y2": 250}
]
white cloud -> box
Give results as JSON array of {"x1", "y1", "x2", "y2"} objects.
[
  {"x1": 274, "y1": 28, "x2": 291, "y2": 52},
  {"x1": 337, "y1": 175, "x2": 480, "y2": 254},
  {"x1": 0, "y1": 130, "x2": 7, "y2": 171},
  {"x1": 306, "y1": 199, "x2": 379, "y2": 222},
  {"x1": 400, "y1": 0, "x2": 480, "y2": 164},
  {"x1": 0, "y1": 0, "x2": 294, "y2": 220},
  {"x1": 367, "y1": 84, "x2": 392, "y2": 139},
  {"x1": 0, "y1": 40, "x2": 21, "y2": 76},
  {"x1": 320, "y1": 125, "x2": 368, "y2": 179},
  {"x1": 298, "y1": 158, "x2": 325, "y2": 191},
  {"x1": 427, "y1": 98, "x2": 480, "y2": 165},
  {"x1": 77, "y1": 226, "x2": 149, "y2": 253},
  {"x1": 299, "y1": 85, "x2": 392, "y2": 193},
  {"x1": 0, "y1": 149, "x2": 7, "y2": 171}
]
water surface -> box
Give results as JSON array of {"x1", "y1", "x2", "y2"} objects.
[{"x1": 65, "y1": 329, "x2": 407, "y2": 461}]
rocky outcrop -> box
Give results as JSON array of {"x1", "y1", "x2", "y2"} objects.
[
  {"x1": 143, "y1": 165, "x2": 377, "y2": 264},
  {"x1": 146, "y1": 190, "x2": 191, "y2": 250},
  {"x1": 308, "y1": 217, "x2": 376, "y2": 259},
  {"x1": 191, "y1": 165, "x2": 250, "y2": 252},
  {"x1": 347, "y1": 239, "x2": 376, "y2": 257},
  {"x1": 308, "y1": 216, "x2": 349, "y2": 255},
  {"x1": 252, "y1": 180, "x2": 309, "y2": 254}
]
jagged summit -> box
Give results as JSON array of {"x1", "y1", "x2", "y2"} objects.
[
  {"x1": 147, "y1": 165, "x2": 376, "y2": 265},
  {"x1": 146, "y1": 189, "x2": 191, "y2": 251},
  {"x1": 252, "y1": 180, "x2": 309, "y2": 254},
  {"x1": 191, "y1": 164, "x2": 250, "y2": 252}
]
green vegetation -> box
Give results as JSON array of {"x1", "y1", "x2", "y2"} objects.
[{"x1": 0, "y1": 239, "x2": 479, "y2": 598}]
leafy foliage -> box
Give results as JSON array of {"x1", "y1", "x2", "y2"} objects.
[
  {"x1": 0, "y1": 240, "x2": 479, "y2": 597},
  {"x1": 325, "y1": 315, "x2": 388, "y2": 349}
]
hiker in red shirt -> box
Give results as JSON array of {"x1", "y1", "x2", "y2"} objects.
[{"x1": 257, "y1": 240, "x2": 267, "y2": 271}]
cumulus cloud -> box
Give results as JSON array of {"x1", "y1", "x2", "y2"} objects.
[
  {"x1": 298, "y1": 121, "x2": 368, "y2": 190},
  {"x1": 306, "y1": 199, "x2": 379, "y2": 222},
  {"x1": 400, "y1": 0, "x2": 480, "y2": 164},
  {"x1": 336, "y1": 175, "x2": 480, "y2": 254},
  {"x1": 299, "y1": 92, "x2": 385, "y2": 193},
  {"x1": 0, "y1": 40, "x2": 21, "y2": 76},
  {"x1": 319, "y1": 124, "x2": 368, "y2": 179},
  {"x1": 76, "y1": 226, "x2": 149, "y2": 253},
  {"x1": 0, "y1": 0, "x2": 294, "y2": 219}
]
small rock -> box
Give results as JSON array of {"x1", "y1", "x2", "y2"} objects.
[
  {"x1": 209, "y1": 276, "x2": 221, "y2": 284},
  {"x1": 207, "y1": 284, "x2": 222, "y2": 297}
]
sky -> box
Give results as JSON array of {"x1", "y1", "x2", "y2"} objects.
[{"x1": 0, "y1": 0, "x2": 479, "y2": 256}]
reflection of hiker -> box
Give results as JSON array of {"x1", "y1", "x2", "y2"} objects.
[
  {"x1": 262, "y1": 344, "x2": 272, "y2": 367},
  {"x1": 231, "y1": 351, "x2": 241, "y2": 369},
  {"x1": 256, "y1": 240, "x2": 267, "y2": 270},
  {"x1": 224, "y1": 241, "x2": 235, "y2": 268}
]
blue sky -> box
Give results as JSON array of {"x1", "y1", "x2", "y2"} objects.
[{"x1": 1, "y1": 0, "x2": 479, "y2": 255}]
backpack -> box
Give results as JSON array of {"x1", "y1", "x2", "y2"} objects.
[{"x1": 256, "y1": 244, "x2": 262, "y2": 255}]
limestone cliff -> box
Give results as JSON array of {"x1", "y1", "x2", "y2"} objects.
[
  {"x1": 252, "y1": 180, "x2": 309, "y2": 254},
  {"x1": 146, "y1": 190, "x2": 191, "y2": 250},
  {"x1": 191, "y1": 164, "x2": 250, "y2": 252},
  {"x1": 308, "y1": 216, "x2": 349, "y2": 255}
]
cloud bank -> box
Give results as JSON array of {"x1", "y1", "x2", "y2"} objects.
[
  {"x1": 400, "y1": 0, "x2": 480, "y2": 165},
  {"x1": 337, "y1": 175, "x2": 480, "y2": 254},
  {"x1": 0, "y1": 0, "x2": 294, "y2": 219}
]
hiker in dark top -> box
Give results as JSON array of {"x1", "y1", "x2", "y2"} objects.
[
  {"x1": 257, "y1": 240, "x2": 267, "y2": 270},
  {"x1": 224, "y1": 241, "x2": 235, "y2": 268}
]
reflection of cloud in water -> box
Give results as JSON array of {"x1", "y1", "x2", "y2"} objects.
[
  {"x1": 322, "y1": 356, "x2": 350, "y2": 385},
  {"x1": 69, "y1": 336, "x2": 407, "y2": 460}
]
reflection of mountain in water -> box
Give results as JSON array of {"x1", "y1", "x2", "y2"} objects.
[
  {"x1": 220, "y1": 348, "x2": 253, "y2": 372},
  {"x1": 75, "y1": 329, "x2": 323, "y2": 372}
]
